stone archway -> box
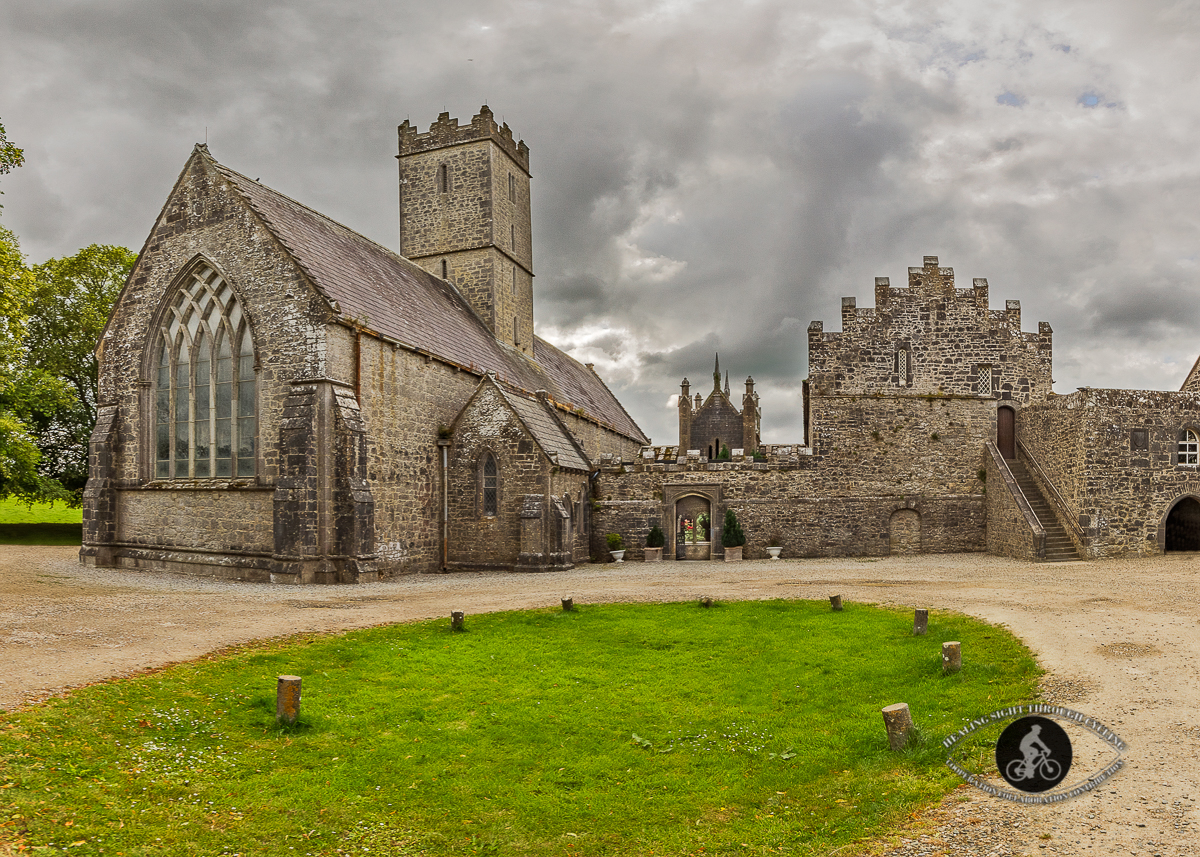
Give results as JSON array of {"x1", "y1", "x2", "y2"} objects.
[
  {"x1": 1165, "y1": 497, "x2": 1200, "y2": 551},
  {"x1": 889, "y1": 509, "x2": 921, "y2": 555},
  {"x1": 675, "y1": 495, "x2": 712, "y2": 560}
]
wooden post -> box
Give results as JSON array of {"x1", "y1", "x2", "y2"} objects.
[
  {"x1": 830, "y1": 594, "x2": 843, "y2": 611},
  {"x1": 700, "y1": 597, "x2": 713, "y2": 608},
  {"x1": 451, "y1": 610, "x2": 465, "y2": 632},
  {"x1": 276, "y1": 675, "x2": 301, "y2": 725},
  {"x1": 914, "y1": 608, "x2": 929, "y2": 636},
  {"x1": 562, "y1": 597, "x2": 574, "y2": 612},
  {"x1": 881, "y1": 702, "x2": 914, "y2": 751},
  {"x1": 942, "y1": 641, "x2": 961, "y2": 674}
]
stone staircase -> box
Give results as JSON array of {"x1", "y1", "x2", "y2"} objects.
[{"x1": 1007, "y1": 460, "x2": 1080, "y2": 562}]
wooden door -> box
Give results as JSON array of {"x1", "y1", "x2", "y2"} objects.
[{"x1": 998, "y1": 407, "x2": 1016, "y2": 459}]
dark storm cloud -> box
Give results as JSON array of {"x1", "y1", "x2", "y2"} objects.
[{"x1": 3, "y1": 0, "x2": 1200, "y2": 444}]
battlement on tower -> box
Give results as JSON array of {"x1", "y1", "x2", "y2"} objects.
[{"x1": 398, "y1": 105, "x2": 530, "y2": 172}]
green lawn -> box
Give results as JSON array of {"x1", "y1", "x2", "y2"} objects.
[
  {"x1": 0, "y1": 600, "x2": 1039, "y2": 856},
  {"x1": 0, "y1": 497, "x2": 82, "y2": 545}
]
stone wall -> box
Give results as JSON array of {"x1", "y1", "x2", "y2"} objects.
[
  {"x1": 1022, "y1": 388, "x2": 1200, "y2": 556},
  {"x1": 808, "y1": 256, "x2": 1052, "y2": 404},
  {"x1": 398, "y1": 107, "x2": 533, "y2": 355},
  {"x1": 446, "y1": 382, "x2": 589, "y2": 569},
  {"x1": 592, "y1": 448, "x2": 986, "y2": 561},
  {"x1": 984, "y1": 442, "x2": 1043, "y2": 561}
]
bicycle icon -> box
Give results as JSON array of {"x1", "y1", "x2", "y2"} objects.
[
  {"x1": 996, "y1": 719, "x2": 1071, "y2": 791},
  {"x1": 1005, "y1": 750, "x2": 1061, "y2": 782}
]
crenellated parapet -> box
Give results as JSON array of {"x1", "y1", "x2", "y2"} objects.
[
  {"x1": 398, "y1": 105, "x2": 530, "y2": 173},
  {"x1": 808, "y1": 255, "x2": 1053, "y2": 402}
]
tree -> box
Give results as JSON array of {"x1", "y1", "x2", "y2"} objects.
[
  {"x1": 721, "y1": 508, "x2": 745, "y2": 548},
  {"x1": 22, "y1": 245, "x2": 136, "y2": 495},
  {"x1": 0, "y1": 222, "x2": 65, "y2": 502},
  {"x1": 0, "y1": 119, "x2": 24, "y2": 209}
]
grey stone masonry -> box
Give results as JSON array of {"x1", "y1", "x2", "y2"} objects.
[
  {"x1": 398, "y1": 106, "x2": 534, "y2": 356},
  {"x1": 808, "y1": 255, "x2": 1052, "y2": 403}
]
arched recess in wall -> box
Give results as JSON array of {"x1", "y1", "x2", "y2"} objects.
[
  {"x1": 675, "y1": 494, "x2": 712, "y2": 560},
  {"x1": 889, "y1": 508, "x2": 921, "y2": 555},
  {"x1": 1163, "y1": 495, "x2": 1200, "y2": 552},
  {"x1": 997, "y1": 406, "x2": 1016, "y2": 460},
  {"x1": 145, "y1": 257, "x2": 257, "y2": 480}
]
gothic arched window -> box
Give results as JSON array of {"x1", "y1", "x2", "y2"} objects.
[
  {"x1": 153, "y1": 264, "x2": 256, "y2": 479},
  {"x1": 481, "y1": 453, "x2": 498, "y2": 516}
]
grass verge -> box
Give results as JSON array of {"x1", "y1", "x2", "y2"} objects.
[
  {"x1": 0, "y1": 600, "x2": 1039, "y2": 856},
  {"x1": 0, "y1": 498, "x2": 82, "y2": 545}
]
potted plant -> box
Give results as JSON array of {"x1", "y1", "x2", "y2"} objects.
[
  {"x1": 722, "y1": 509, "x2": 746, "y2": 561},
  {"x1": 766, "y1": 532, "x2": 783, "y2": 560},
  {"x1": 606, "y1": 532, "x2": 625, "y2": 563},
  {"x1": 645, "y1": 524, "x2": 665, "y2": 562}
]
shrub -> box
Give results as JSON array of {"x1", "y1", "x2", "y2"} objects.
[
  {"x1": 718, "y1": 443, "x2": 731, "y2": 460},
  {"x1": 721, "y1": 509, "x2": 745, "y2": 548},
  {"x1": 646, "y1": 525, "x2": 665, "y2": 548},
  {"x1": 606, "y1": 532, "x2": 624, "y2": 552}
]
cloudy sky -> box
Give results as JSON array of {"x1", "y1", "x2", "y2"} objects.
[{"x1": 3, "y1": 0, "x2": 1199, "y2": 444}]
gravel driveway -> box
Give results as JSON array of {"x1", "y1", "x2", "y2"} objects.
[{"x1": 2, "y1": 546, "x2": 1197, "y2": 856}]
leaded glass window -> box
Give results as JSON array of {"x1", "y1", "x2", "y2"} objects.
[
  {"x1": 482, "y1": 454, "x2": 498, "y2": 515},
  {"x1": 976, "y1": 365, "x2": 992, "y2": 396},
  {"x1": 153, "y1": 265, "x2": 256, "y2": 479}
]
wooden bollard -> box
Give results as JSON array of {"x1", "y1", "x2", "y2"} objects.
[
  {"x1": 700, "y1": 597, "x2": 713, "y2": 608},
  {"x1": 914, "y1": 608, "x2": 929, "y2": 636},
  {"x1": 830, "y1": 594, "x2": 843, "y2": 611},
  {"x1": 451, "y1": 610, "x2": 465, "y2": 632},
  {"x1": 882, "y1": 702, "x2": 914, "y2": 751},
  {"x1": 942, "y1": 641, "x2": 961, "y2": 674},
  {"x1": 562, "y1": 597, "x2": 574, "y2": 612},
  {"x1": 276, "y1": 675, "x2": 302, "y2": 724}
]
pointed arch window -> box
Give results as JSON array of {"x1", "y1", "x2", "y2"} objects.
[
  {"x1": 154, "y1": 264, "x2": 256, "y2": 479},
  {"x1": 482, "y1": 453, "x2": 498, "y2": 516}
]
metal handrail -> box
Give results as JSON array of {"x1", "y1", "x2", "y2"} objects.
[{"x1": 1016, "y1": 439, "x2": 1085, "y2": 542}]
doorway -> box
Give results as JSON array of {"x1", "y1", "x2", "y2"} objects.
[
  {"x1": 998, "y1": 406, "x2": 1016, "y2": 460},
  {"x1": 889, "y1": 509, "x2": 921, "y2": 555},
  {"x1": 675, "y1": 495, "x2": 712, "y2": 560},
  {"x1": 1165, "y1": 497, "x2": 1200, "y2": 551}
]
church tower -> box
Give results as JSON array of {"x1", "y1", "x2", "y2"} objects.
[{"x1": 397, "y1": 106, "x2": 534, "y2": 356}]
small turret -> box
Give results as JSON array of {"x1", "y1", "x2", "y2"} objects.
[{"x1": 724, "y1": 371, "x2": 730, "y2": 397}]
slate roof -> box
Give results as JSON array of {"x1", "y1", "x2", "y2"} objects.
[
  {"x1": 205, "y1": 150, "x2": 647, "y2": 444},
  {"x1": 496, "y1": 386, "x2": 591, "y2": 472}
]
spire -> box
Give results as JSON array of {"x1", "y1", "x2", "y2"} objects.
[
  {"x1": 713, "y1": 353, "x2": 721, "y2": 392},
  {"x1": 724, "y1": 371, "x2": 730, "y2": 397}
]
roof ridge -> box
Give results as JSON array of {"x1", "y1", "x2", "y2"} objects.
[{"x1": 536, "y1": 336, "x2": 649, "y2": 444}]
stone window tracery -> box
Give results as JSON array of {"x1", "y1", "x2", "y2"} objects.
[
  {"x1": 153, "y1": 264, "x2": 255, "y2": 479},
  {"x1": 1179, "y1": 430, "x2": 1199, "y2": 465}
]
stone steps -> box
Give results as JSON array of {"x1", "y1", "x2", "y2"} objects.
[{"x1": 1007, "y1": 461, "x2": 1080, "y2": 562}]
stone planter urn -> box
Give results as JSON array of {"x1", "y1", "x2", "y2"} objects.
[
  {"x1": 644, "y1": 547, "x2": 663, "y2": 562},
  {"x1": 767, "y1": 546, "x2": 783, "y2": 560},
  {"x1": 610, "y1": 550, "x2": 626, "y2": 563},
  {"x1": 724, "y1": 546, "x2": 743, "y2": 562}
]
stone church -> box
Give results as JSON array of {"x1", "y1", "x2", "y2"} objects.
[
  {"x1": 81, "y1": 107, "x2": 646, "y2": 583},
  {"x1": 82, "y1": 107, "x2": 1200, "y2": 581}
]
